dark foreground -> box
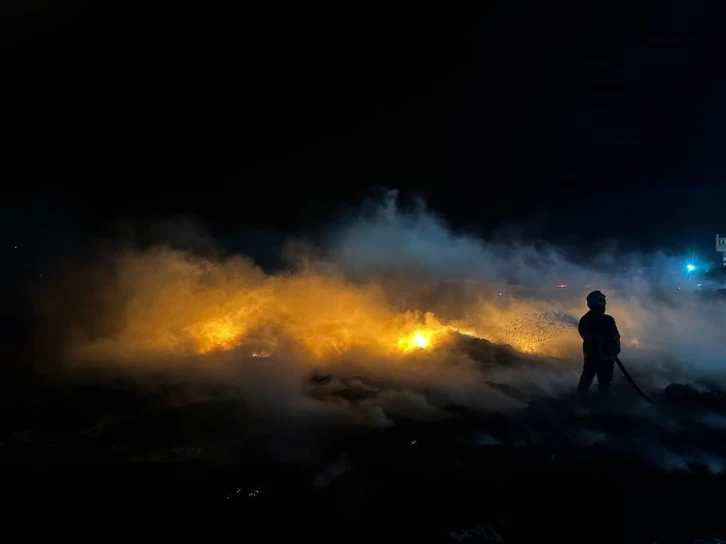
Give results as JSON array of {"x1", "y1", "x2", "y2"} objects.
[{"x1": 2, "y1": 378, "x2": 726, "y2": 543}]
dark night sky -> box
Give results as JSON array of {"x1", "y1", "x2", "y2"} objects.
[{"x1": 3, "y1": 1, "x2": 726, "y2": 259}]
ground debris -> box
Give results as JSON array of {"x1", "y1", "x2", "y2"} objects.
[{"x1": 446, "y1": 523, "x2": 505, "y2": 542}]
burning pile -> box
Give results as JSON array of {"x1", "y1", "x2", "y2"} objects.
[{"x1": 64, "y1": 246, "x2": 578, "y2": 372}]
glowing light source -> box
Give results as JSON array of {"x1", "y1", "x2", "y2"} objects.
[
  {"x1": 413, "y1": 333, "x2": 429, "y2": 349},
  {"x1": 396, "y1": 328, "x2": 440, "y2": 353},
  {"x1": 686, "y1": 264, "x2": 696, "y2": 272}
]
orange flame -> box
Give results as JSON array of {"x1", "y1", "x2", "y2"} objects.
[{"x1": 72, "y1": 248, "x2": 580, "y2": 367}]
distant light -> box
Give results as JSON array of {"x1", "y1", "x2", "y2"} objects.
[
  {"x1": 697, "y1": 283, "x2": 703, "y2": 288},
  {"x1": 556, "y1": 283, "x2": 567, "y2": 288},
  {"x1": 686, "y1": 264, "x2": 696, "y2": 272}
]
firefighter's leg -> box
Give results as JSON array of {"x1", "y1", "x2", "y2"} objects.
[
  {"x1": 577, "y1": 358, "x2": 596, "y2": 394},
  {"x1": 597, "y1": 360, "x2": 615, "y2": 393}
]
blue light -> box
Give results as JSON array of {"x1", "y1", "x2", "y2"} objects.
[{"x1": 686, "y1": 264, "x2": 696, "y2": 272}]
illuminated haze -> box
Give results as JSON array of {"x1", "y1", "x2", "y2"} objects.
[{"x1": 36, "y1": 192, "x2": 726, "y2": 434}]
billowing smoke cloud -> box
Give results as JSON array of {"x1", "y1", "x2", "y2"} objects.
[
  {"x1": 329, "y1": 191, "x2": 726, "y2": 377},
  {"x1": 29, "y1": 191, "x2": 726, "y2": 468}
]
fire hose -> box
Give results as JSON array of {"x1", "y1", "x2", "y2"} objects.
[{"x1": 615, "y1": 357, "x2": 655, "y2": 404}]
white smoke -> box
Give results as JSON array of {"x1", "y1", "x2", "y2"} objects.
[{"x1": 26, "y1": 190, "x2": 726, "y2": 470}]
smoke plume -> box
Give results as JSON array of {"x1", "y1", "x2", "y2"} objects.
[{"x1": 27, "y1": 191, "x2": 726, "y2": 468}]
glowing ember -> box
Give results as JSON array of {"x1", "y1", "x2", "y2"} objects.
[
  {"x1": 396, "y1": 324, "x2": 443, "y2": 353},
  {"x1": 251, "y1": 351, "x2": 274, "y2": 358},
  {"x1": 192, "y1": 319, "x2": 242, "y2": 353},
  {"x1": 413, "y1": 333, "x2": 429, "y2": 349}
]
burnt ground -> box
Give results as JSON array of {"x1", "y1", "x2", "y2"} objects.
[{"x1": 2, "y1": 372, "x2": 726, "y2": 543}]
